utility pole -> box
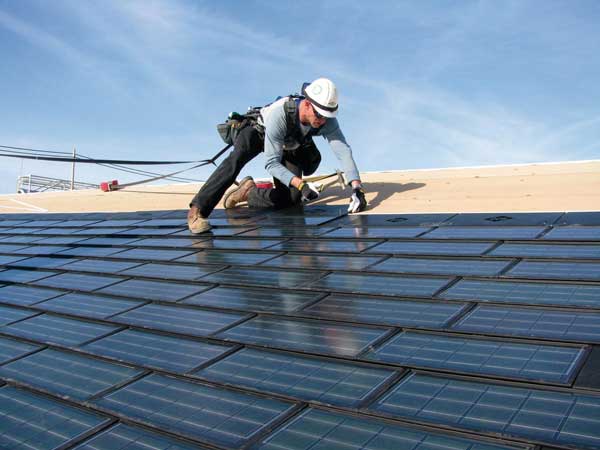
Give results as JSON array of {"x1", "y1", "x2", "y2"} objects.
[{"x1": 70, "y1": 146, "x2": 76, "y2": 190}]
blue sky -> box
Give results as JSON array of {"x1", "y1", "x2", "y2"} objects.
[{"x1": 1, "y1": 0, "x2": 599, "y2": 194}]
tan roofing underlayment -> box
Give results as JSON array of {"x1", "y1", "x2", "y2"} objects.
[{"x1": 1, "y1": 160, "x2": 598, "y2": 214}]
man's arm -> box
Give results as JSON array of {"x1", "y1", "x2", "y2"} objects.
[
  {"x1": 320, "y1": 119, "x2": 367, "y2": 212},
  {"x1": 320, "y1": 118, "x2": 362, "y2": 186},
  {"x1": 263, "y1": 105, "x2": 297, "y2": 187}
]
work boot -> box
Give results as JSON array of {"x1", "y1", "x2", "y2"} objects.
[
  {"x1": 223, "y1": 176, "x2": 257, "y2": 209},
  {"x1": 187, "y1": 205, "x2": 211, "y2": 234}
]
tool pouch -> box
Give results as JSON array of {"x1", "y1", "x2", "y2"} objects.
[{"x1": 217, "y1": 118, "x2": 245, "y2": 145}]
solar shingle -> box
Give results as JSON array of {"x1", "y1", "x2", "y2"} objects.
[
  {"x1": 366, "y1": 331, "x2": 586, "y2": 383},
  {"x1": 0, "y1": 386, "x2": 110, "y2": 449},
  {"x1": 1, "y1": 208, "x2": 599, "y2": 449},
  {"x1": 0, "y1": 348, "x2": 144, "y2": 400},
  {"x1": 371, "y1": 372, "x2": 600, "y2": 449},
  {"x1": 93, "y1": 373, "x2": 298, "y2": 448}
]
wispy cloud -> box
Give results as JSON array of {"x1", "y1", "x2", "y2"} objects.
[
  {"x1": 0, "y1": 0, "x2": 598, "y2": 193},
  {"x1": 0, "y1": 9, "x2": 92, "y2": 69}
]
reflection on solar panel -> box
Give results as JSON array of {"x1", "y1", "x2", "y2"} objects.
[
  {"x1": 322, "y1": 226, "x2": 431, "y2": 238},
  {"x1": 119, "y1": 262, "x2": 222, "y2": 280},
  {"x1": 131, "y1": 237, "x2": 207, "y2": 247},
  {"x1": 0, "y1": 284, "x2": 63, "y2": 306},
  {"x1": 440, "y1": 279, "x2": 600, "y2": 307},
  {"x1": 366, "y1": 331, "x2": 585, "y2": 383},
  {"x1": 117, "y1": 227, "x2": 182, "y2": 236},
  {"x1": 490, "y1": 243, "x2": 600, "y2": 259},
  {"x1": 74, "y1": 423, "x2": 209, "y2": 450},
  {"x1": 93, "y1": 373, "x2": 297, "y2": 448},
  {"x1": 371, "y1": 372, "x2": 600, "y2": 449},
  {"x1": 218, "y1": 316, "x2": 388, "y2": 357},
  {"x1": 176, "y1": 250, "x2": 281, "y2": 265},
  {"x1": 302, "y1": 295, "x2": 467, "y2": 327},
  {"x1": 251, "y1": 216, "x2": 337, "y2": 226},
  {"x1": 422, "y1": 226, "x2": 546, "y2": 240},
  {"x1": 366, "y1": 240, "x2": 495, "y2": 255},
  {"x1": 0, "y1": 386, "x2": 110, "y2": 449},
  {"x1": 543, "y1": 226, "x2": 600, "y2": 240},
  {"x1": 112, "y1": 303, "x2": 248, "y2": 336},
  {"x1": 261, "y1": 253, "x2": 383, "y2": 270},
  {"x1": 507, "y1": 260, "x2": 600, "y2": 281},
  {"x1": 2, "y1": 314, "x2": 119, "y2": 346},
  {"x1": 172, "y1": 227, "x2": 253, "y2": 237},
  {"x1": 82, "y1": 328, "x2": 233, "y2": 372},
  {"x1": 36, "y1": 292, "x2": 144, "y2": 319},
  {"x1": 97, "y1": 278, "x2": 209, "y2": 301},
  {"x1": 269, "y1": 239, "x2": 381, "y2": 253},
  {"x1": 372, "y1": 256, "x2": 510, "y2": 276},
  {"x1": 254, "y1": 407, "x2": 522, "y2": 450},
  {"x1": 203, "y1": 266, "x2": 325, "y2": 289},
  {"x1": 452, "y1": 305, "x2": 600, "y2": 343},
  {"x1": 0, "y1": 349, "x2": 144, "y2": 400},
  {"x1": 192, "y1": 238, "x2": 283, "y2": 250},
  {"x1": 0, "y1": 335, "x2": 40, "y2": 363},
  {"x1": 195, "y1": 348, "x2": 396, "y2": 407},
  {"x1": 309, "y1": 273, "x2": 451, "y2": 297},
  {"x1": 237, "y1": 227, "x2": 335, "y2": 237},
  {"x1": 183, "y1": 286, "x2": 321, "y2": 313},
  {"x1": 109, "y1": 248, "x2": 195, "y2": 261}
]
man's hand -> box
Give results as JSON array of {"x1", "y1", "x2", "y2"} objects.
[
  {"x1": 298, "y1": 181, "x2": 319, "y2": 202},
  {"x1": 348, "y1": 187, "x2": 367, "y2": 213}
]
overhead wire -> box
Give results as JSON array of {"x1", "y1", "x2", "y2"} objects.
[
  {"x1": 1, "y1": 141, "x2": 233, "y2": 190},
  {"x1": 0, "y1": 144, "x2": 72, "y2": 156},
  {"x1": 76, "y1": 153, "x2": 204, "y2": 183}
]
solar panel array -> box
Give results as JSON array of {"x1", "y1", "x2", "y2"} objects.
[{"x1": 0, "y1": 207, "x2": 599, "y2": 449}]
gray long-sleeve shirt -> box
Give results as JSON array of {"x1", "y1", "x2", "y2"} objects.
[{"x1": 259, "y1": 97, "x2": 360, "y2": 187}]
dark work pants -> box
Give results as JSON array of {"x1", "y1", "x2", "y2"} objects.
[{"x1": 190, "y1": 125, "x2": 321, "y2": 217}]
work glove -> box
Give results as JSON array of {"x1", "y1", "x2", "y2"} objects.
[
  {"x1": 348, "y1": 187, "x2": 367, "y2": 213},
  {"x1": 298, "y1": 181, "x2": 319, "y2": 202}
]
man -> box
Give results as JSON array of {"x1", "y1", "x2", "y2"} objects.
[{"x1": 188, "y1": 78, "x2": 367, "y2": 234}]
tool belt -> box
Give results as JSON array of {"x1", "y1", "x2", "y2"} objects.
[{"x1": 216, "y1": 110, "x2": 263, "y2": 146}]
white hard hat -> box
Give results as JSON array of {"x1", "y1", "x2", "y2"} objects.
[{"x1": 302, "y1": 78, "x2": 338, "y2": 118}]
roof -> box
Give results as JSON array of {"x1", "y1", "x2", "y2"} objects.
[
  {"x1": 0, "y1": 204, "x2": 600, "y2": 449},
  {"x1": 1, "y1": 159, "x2": 599, "y2": 214}
]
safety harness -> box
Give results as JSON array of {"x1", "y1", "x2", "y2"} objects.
[{"x1": 216, "y1": 95, "x2": 323, "y2": 151}]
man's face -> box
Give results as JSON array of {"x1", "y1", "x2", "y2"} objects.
[{"x1": 308, "y1": 102, "x2": 328, "y2": 128}]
